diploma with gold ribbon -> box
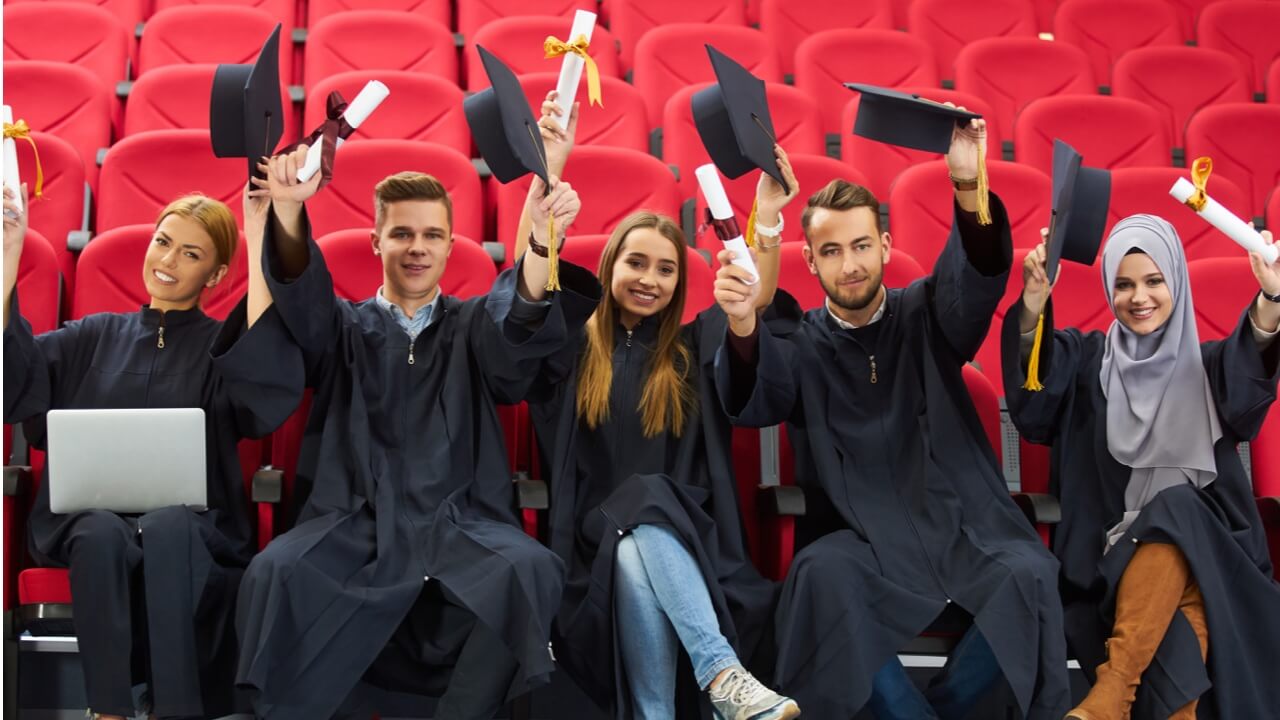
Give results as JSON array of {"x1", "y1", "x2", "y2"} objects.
[
  {"x1": 544, "y1": 9, "x2": 602, "y2": 131},
  {"x1": 3, "y1": 105, "x2": 45, "y2": 218},
  {"x1": 1170, "y1": 156, "x2": 1277, "y2": 263}
]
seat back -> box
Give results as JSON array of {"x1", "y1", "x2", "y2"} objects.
[
  {"x1": 138, "y1": 6, "x2": 291, "y2": 79},
  {"x1": 465, "y1": 15, "x2": 621, "y2": 91},
  {"x1": 908, "y1": 0, "x2": 1036, "y2": 83},
  {"x1": 304, "y1": 71, "x2": 469, "y2": 154},
  {"x1": 492, "y1": 146, "x2": 681, "y2": 267},
  {"x1": 840, "y1": 87, "x2": 998, "y2": 200},
  {"x1": 1185, "y1": 103, "x2": 1280, "y2": 219},
  {"x1": 306, "y1": 140, "x2": 483, "y2": 240},
  {"x1": 97, "y1": 129, "x2": 246, "y2": 231},
  {"x1": 307, "y1": 0, "x2": 449, "y2": 26},
  {"x1": 4, "y1": 61, "x2": 112, "y2": 191},
  {"x1": 455, "y1": 0, "x2": 595, "y2": 44},
  {"x1": 1112, "y1": 46, "x2": 1251, "y2": 145},
  {"x1": 152, "y1": 0, "x2": 295, "y2": 24},
  {"x1": 954, "y1": 37, "x2": 1095, "y2": 138},
  {"x1": 888, "y1": 159, "x2": 1052, "y2": 270},
  {"x1": 15, "y1": 131, "x2": 87, "y2": 304},
  {"x1": 303, "y1": 10, "x2": 457, "y2": 85},
  {"x1": 793, "y1": 29, "x2": 937, "y2": 137},
  {"x1": 124, "y1": 63, "x2": 298, "y2": 141},
  {"x1": 17, "y1": 230, "x2": 62, "y2": 336},
  {"x1": 1188, "y1": 256, "x2": 1257, "y2": 341},
  {"x1": 633, "y1": 24, "x2": 780, "y2": 129},
  {"x1": 609, "y1": 0, "x2": 746, "y2": 72},
  {"x1": 518, "y1": 72, "x2": 649, "y2": 152},
  {"x1": 1108, "y1": 167, "x2": 1252, "y2": 261},
  {"x1": 1197, "y1": 0, "x2": 1280, "y2": 95},
  {"x1": 4, "y1": 2, "x2": 130, "y2": 90},
  {"x1": 758, "y1": 0, "x2": 894, "y2": 76},
  {"x1": 1053, "y1": 0, "x2": 1182, "y2": 85},
  {"x1": 1014, "y1": 95, "x2": 1172, "y2": 175}
]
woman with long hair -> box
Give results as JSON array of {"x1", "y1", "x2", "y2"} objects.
[
  {"x1": 1002, "y1": 215, "x2": 1280, "y2": 719},
  {"x1": 519, "y1": 94, "x2": 801, "y2": 719},
  {"x1": 3, "y1": 176, "x2": 302, "y2": 719}
]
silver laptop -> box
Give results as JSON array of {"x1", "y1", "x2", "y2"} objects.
[{"x1": 46, "y1": 408, "x2": 208, "y2": 515}]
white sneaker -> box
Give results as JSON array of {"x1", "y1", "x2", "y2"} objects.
[{"x1": 708, "y1": 666, "x2": 801, "y2": 720}]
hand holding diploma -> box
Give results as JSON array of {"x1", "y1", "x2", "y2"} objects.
[
  {"x1": 295, "y1": 80, "x2": 391, "y2": 185},
  {"x1": 1171, "y1": 157, "x2": 1278, "y2": 264},
  {"x1": 543, "y1": 9, "x2": 602, "y2": 132},
  {"x1": 697, "y1": 163, "x2": 759, "y2": 285}
]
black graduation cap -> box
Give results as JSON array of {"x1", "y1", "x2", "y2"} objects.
[
  {"x1": 210, "y1": 24, "x2": 284, "y2": 181},
  {"x1": 465, "y1": 45, "x2": 550, "y2": 186},
  {"x1": 845, "y1": 84, "x2": 981, "y2": 154},
  {"x1": 691, "y1": 45, "x2": 789, "y2": 194},
  {"x1": 1046, "y1": 139, "x2": 1111, "y2": 283}
]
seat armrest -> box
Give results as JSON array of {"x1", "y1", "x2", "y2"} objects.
[
  {"x1": 1011, "y1": 492, "x2": 1061, "y2": 525},
  {"x1": 252, "y1": 466, "x2": 283, "y2": 504},
  {"x1": 759, "y1": 485, "x2": 805, "y2": 517},
  {"x1": 1256, "y1": 496, "x2": 1280, "y2": 526},
  {"x1": 514, "y1": 473, "x2": 548, "y2": 511},
  {"x1": 3, "y1": 466, "x2": 31, "y2": 497}
]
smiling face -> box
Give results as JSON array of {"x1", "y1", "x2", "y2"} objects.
[
  {"x1": 142, "y1": 213, "x2": 227, "y2": 310},
  {"x1": 609, "y1": 226, "x2": 681, "y2": 328},
  {"x1": 1112, "y1": 250, "x2": 1173, "y2": 335},
  {"x1": 802, "y1": 205, "x2": 891, "y2": 315},
  {"x1": 372, "y1": 199, "x2": 454, "y2": 307}
]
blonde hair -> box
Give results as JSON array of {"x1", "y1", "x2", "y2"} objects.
[
  {"x1": 156, "y1": 194, "x2": 238, "y2": 267},
  {"x1": 373, "y1": 172, "x2": 453, "y2": 232},
  {"x1": 576, "y1": 212, "x2": 696, "y2": 438}
]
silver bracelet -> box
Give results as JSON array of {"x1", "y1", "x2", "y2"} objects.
[{"x1": 754, "y1": 212, "x2": 784, "y2": 238}]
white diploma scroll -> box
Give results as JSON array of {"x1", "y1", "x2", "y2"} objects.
[
  {"x1": 297, "y1": 80, "x2": 391, "y2": 183},
  {"x1": 3, "y1": 106, "x2": 22, "y2": 217},
  {"x1": 1170, "y1": 177, "x2": 1277, "y2": 264},
  {"x1": 695, "y1": 164, "x2": 759, "y2": 285},
  {"x1": 552, "y1": 10, "x2": 596, "y2": 132}
]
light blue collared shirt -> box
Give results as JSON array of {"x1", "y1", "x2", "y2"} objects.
[{"x1": 375, "y1": 287, "x2": 441, "y2": 342}]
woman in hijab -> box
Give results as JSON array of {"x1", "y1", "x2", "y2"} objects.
[{"x1": 1001, "y1": 215, "x2": 1280, "y2": 720}]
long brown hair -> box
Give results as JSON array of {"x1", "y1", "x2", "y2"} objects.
[{"x1": 576, "y1": 212, "x2": 696, "y2": 438}]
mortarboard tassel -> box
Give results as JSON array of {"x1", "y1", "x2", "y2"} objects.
[
  {"x1": 1022, "y1": 310, "x2": 1046, "y2": 391},
  {"x1": 975, "y1": 139, "x2": 991, "y2": 226},
  {"x1": 3, "y1": 119, "x2": 44, "y2": 200},
  {"x1": 743, "y1": 197, "x2": 758, "y2": 249},
  {"x1": 544, "y1": 213, "x2": 560, "y2": 292}
]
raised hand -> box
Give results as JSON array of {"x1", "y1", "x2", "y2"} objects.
[
  {"x1": 250, "y1": 144, "x2": 324, "y2": 209},
  {"x1": 716, "y1": 248, "x2": 762, "y2": 335},
  {"x1": 944, "y1": 105, "x2": 987, "y2": 182},
  {"x1": 3, "y1": 184, "x2": 27, "y2": 261},
  {"x1": 1019, "y1": 231, "x2": 1056, "y2": 332},
  {"x1": 529, "y1": 175, "x2": 580, "y2": 242},
  {"x1": 1248, "y1": 230, "x2": 1280, "y2": 297},
  {"x1": 536, "y1": 90, "x2": 579, "y2": 177},
  {"x1": 243, "y1": 181, "x2": 270, "y2": 250},
  {"x1": 756, "y1": 144, "x2": 800, "y2": 228}
]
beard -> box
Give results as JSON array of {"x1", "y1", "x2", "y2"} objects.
[{"x1": 819, "y1": 269, "x2": 884, "y2": 313}]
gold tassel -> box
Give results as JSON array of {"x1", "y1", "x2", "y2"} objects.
[
  {"x1": 744, "y1": 197, "x2": 758, "y2": 249},
  {"x1": 3, "y1": 119, "x2": 45, "y2": 199},
  {"x1": 1022, "y1": 311, "x2": 1046, "y2": 391},
  {"x1": 544, "y1": 214, "x2": 560, "y2": 292},
  {"x1": 975, "y1": 140, "x2": 991, "y2": 226}
]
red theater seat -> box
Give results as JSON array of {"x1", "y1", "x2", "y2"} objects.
[
  {"x1": 954, "y1": 37, "x2": 1095, "y2": 141},
  {"x1": 97, "y1": 130, "x2": 246, "y2": 232},
  {"x1": 304, "y1": 71, "x2": 469, "y2": 154},
  {"x1": 1112, "y1": 46, "x2": 1251, "y2": 146},
  {"x1": 492, "y1": 146, "x2": 681, "y2": 268},
  {"x1": 152, "y1": 0, "x2": 295, "y2": 25},
  {"x1": 758, "y1": 0, "x2": 894, "y2": 77},
  {"x1": 3, "y1": 2, "x2": 131, "y2": 92},
  {"x1": 633, "y1": 24, "x2": 781, "y2": 130},
  {"x1": 1185, "y1": 103, "x2": 1280, "y2": 220},
  {"x1": 16, "y1": 230, "x2": 62, "y2": 336},
  {"x1": 306, "y1": 140, "x2": 483, "y2": 240},
  {"x1": 124, "y1": 64, "x2": 298, "y2": 141},
  {"x1": 908, "y1": 0, "x2": 1036, "y2": 84},
  {"x1": 4, "y1": 61, "x2": 112, "y2": 192},
  {"x1": 455, "y1": 0, "x2": 595, "y2": 46},
  {"x1": 306, "y1": 0, "x2": 450, "y2": 27},
  {"x1": 138, "y1": 6, "x2": 291, "y2": 80},
  {"x1": 15, "y1": 132, "x2": 88, "y2": 306},
  {"x1": 609, "y1": 0, "x2": 747, "y2": 73},
  {"x1": 1014, "y1": 95, "x2": 1172, "y2": 175},
  {"x1": 793, "y1": 29, "x2": 937, "y2": 138},
  {"x1": 1269, "y1": 186, "x2": 1280, "y2": 230},
  {"x1": 1108, "y1": 167, "x2": 1251, "y2": 261},
  {"x1": 1189, "y1": 256, "x2": 1257, "y2": 342},
  {"x1": 1053, "y1": 0, "x2": 1182, "y2": 86},
  {"x1": 1197, "y1": 0, "x2": 1280, "y2": 96},
  {"x1": 466, "y1": 15, "x2": 621, "y2": 91},
  {"x1": 4, "y1": 0, "x2": 145, "y2": 43},
  {"x1": 303, "y1": 11, "x2": 457, "y2": 86},
  {"x1": 888, "y1": 159, "x2": 1052, "y2": 270},
  {"x1": 518, "y1": 73, "x2": 650, "y2": 153}
]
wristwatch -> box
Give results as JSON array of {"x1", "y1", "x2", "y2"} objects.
[
  {"x1": 527, "y1": 232, "x2": 564, "y2": 258},
  {"x1": 1262, "y1": 288, "x2": 1280, "y2": 303},
  {"x1": 950, "y1": 175, "x2": 979, "y2": 191}
]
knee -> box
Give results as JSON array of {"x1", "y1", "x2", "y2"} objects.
[
  {"x1": 615, "y1": 535, "x2": 645, "y2": 583},
  {"x1": 67, "y1": 511, "x2": 135, "y2": 563},
  {"x1": 140, "y1": 504, "x2": 192, "y2": 535}
]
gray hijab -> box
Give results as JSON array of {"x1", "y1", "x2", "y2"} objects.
[{"x1": 1099, "y1": 214, "x2": 1222, "y2": 550}]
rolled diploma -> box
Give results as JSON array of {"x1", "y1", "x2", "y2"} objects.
[
  {"x1": 3, "y1": 106, "x2": 22, "y2": 216},
  {"x1": 297, "y1": 80, "x2": 391, "y2": 183},
  {"x1": 552, "y1": 10, "x2": 596, "y2": 132},
  {"x1": 1170, "y1": 177, "x2": 1277, "y2": 264},
  {"x1": 695, "y1": 164, "x2": 758, "y2": 285}
]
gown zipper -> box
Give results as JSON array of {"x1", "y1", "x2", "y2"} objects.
[{"x1": 157, "y1": 316, "x2": 166, "y2": 349}]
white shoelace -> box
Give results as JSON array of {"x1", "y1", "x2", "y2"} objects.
[{"x1": 718, "y1": 669, "x2": 771, "y2": 705}]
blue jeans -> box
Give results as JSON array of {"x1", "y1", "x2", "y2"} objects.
[
  {"x1": 614, "y1": 524, "x2": 740, "y2": 720},
  {"x1": 867, "y1": 624, "x2": 1002, "y2": 720}
]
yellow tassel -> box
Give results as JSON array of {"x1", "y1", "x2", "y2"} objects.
[
  {"x1": 976, "y1": 140, "x2": 991, "y2": 226},
  {"x1": 1022, "y1": 311, "x2": 1046, "y2": 391},
  {"x1": 544, "y1": 214, "x2": 560, "y2": 292},
  {"x1": 744, "y1": 197, "x2": 758, "y2": 249}
]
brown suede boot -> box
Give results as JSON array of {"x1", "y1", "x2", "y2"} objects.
[
  {"x1": 1167, "y1": 582, "x2": 1209, "y2": 720},
  {"x1": 1065, "y1": 543, "x2": 1192, "y2": 720}
]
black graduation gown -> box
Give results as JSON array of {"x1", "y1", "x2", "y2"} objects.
[
  {"x1": 529, "y1": 309, "x2": 777, "y2": 718},
  {"x1": 3, "y1": 292, "x2": 303, "y2": 718},
  {"x1": 1001, "y1": 298, "x2": 1280, "y2": 718},
  {"x1": 718, "y1": 198, "x2": 1072, "y2": 719},
  {"x1": 233, "y1": 218, "x2": 602, "y2": 720}
]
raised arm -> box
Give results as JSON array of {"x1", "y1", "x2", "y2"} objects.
[
  {"x1": 514, "y1": 91, "x2": 577, "y2": 260},
  {"x1": 750, "y1": 144, "x2": 799, "y2": 312},
  {"x1": 3, "y1": 184, "x2": 28, "y2": 329}
]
